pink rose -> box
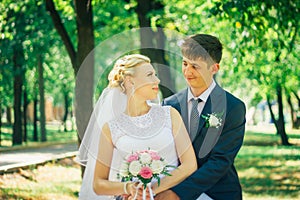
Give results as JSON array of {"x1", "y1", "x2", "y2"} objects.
[
  {"x1": 126, "y1": 153, "x2": 139, "y2": 162},
  {"x1": 149, "y1": 151, "x2": 161, "y2": 160},
  {"x1": 139, "y1": 167, "x2": 153, "y2": 179}
]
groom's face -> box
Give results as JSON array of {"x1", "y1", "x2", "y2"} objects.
[{"x1": 182, "y1": 57, "x2": 218, "y2": 94}]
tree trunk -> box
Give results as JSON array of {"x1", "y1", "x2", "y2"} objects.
[
  {"x1": 276, "y1": 85, "x2": 289, "y2": 145},
  {"x1": 37, "y1": 54, "x2": 46, "y2": 142},
  {"x1": 267, "y1": 86, "x2": 291, "y2": 146},
  {"x1": 266, "y1": 95, "x2": 277, "y2": 128},
  {"x1": 12, "y1": 45, "x2": 23, "y2": 145},
  {"x1": 136, "y1": 0, "x2": 156, "y2": 62},
  {"x1": 63, "y1": 85, "x2": 69, "y2": 132},
  {"x1": 292, "y1": 90, "x2": 300, "y2": 108},
  {"x1": 136, "y1": 0, "x2": 174, "y2": 98},
  {"x1": 0, "y1": 101, "x2": 2, "y2": 146},
  {"x1": 6, "y1": 106, "x2": 12, "y2": 125},
  {"x1": 23, "y1": 89, "x2": 28, "y2": 142},
  {"x1": 155, "y1": 27, "x2": 175, "y2": 97},
  {"x1": 286, "y1": 93, "x2": 296, "y2": 129},
  {"x1": 33, "y1": 97, "x2": 38, "y2": 141},
  {"x1": 45, "y1": 0, "x2": 76, "y2": 67},
  {"x1": 292, "y1": 90, "x2": 300, "y2": 129},
  {"x1": 73, "y1": 0, "x2": 94, "y2": 142}
]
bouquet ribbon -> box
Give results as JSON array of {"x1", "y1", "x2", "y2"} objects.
[{"x1": 133, "y1": 182, "x2": 154, "y2": 200}]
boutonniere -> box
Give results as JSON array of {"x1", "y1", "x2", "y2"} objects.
[{"x1": 201, "y1": 112, "x2": 224, "y2": 128}]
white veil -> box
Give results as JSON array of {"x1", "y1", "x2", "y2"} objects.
[{"x1": 76, "y1": 87, "x2": 127, "y2": 200}]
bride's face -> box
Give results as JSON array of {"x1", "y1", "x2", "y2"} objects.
[{"x1": 131, "y1": 63, "x2": 160, "y2": 100}]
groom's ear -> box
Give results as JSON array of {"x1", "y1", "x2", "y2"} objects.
[{"x1": 212, "y1": 63, "x2": 220, "y2": 74}]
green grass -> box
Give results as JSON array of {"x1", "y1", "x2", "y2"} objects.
[
  {"x1": 0, "y1": 123, "x2": 77, "y2": 148},
  {"x1": 236, "y1": 129, "x2": 300, "y2": 199},
  {"x1": 0, "y1": 158, "x2": 81, "y2": 200}
]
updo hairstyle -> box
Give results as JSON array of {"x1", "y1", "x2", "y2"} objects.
[{"x1": 108, "y1": 54, "x2": 150, "y2": 90}]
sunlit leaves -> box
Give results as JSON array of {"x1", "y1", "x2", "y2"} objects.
[
  {"x1": 93, "y1": 0, "x2": 138, "y2": 42},
  {"x1": 53, "y1": 0, "x2": 74, "y2": 17},
  {"x1": 211, "y1": 0, "x2": 299, "y2": 97}
]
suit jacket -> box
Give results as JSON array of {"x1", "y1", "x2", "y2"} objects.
[{"x1": 162, "y1": 84, "x2": 246, "y2": 200}]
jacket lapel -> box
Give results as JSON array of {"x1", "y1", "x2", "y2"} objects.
[
  {"x1": 198, "y1": 97, "x2": 212, "y2": 132},
  {"x1": 193, "y1": 84, "x2": 227, "y2": 158},
  {"x1": 174, "y1": 89, "x2": 189, "y2": 131}
]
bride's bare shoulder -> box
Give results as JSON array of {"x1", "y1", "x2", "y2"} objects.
[
  {"x1": 168, "y1": 106, "x2": 183, "y2": 125},
  {"x1": 101, "y1": 123, "x2": 112, "y2": 140}
]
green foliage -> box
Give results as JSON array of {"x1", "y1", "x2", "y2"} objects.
[
  {"x1": 0, "y1": 42, "x2": 13, "y2": 107},
  {"x1": 162, "y1": 0, "x2": 210, "y2": 34},
  {"x1": 0, "y1": 0, "x2": 75, "y2": 116},
  {"x1": 93, "y1": 0, "x2": 138, "y2": 42},
  {"x1": 210, "y1": 0, "x2": 299, "y2": 101}
]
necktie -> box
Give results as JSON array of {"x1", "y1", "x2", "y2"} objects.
[{"x1": 190, "y1": 98, "x2": 201, "y2": 141}]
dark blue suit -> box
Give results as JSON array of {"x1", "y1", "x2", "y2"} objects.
[{"x1": 162, "y1": 84, "x2": 246, "y2": 200}]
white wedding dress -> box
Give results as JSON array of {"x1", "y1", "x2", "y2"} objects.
[{"x1": 79, "y1": 105, "x2": 179, "y2": 200}]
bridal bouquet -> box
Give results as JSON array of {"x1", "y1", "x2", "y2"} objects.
[{"x1": 118, "y1": 149, "x2": 175, "y2": 199}]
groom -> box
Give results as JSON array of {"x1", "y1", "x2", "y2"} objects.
[{"x1": 158, "y1": 34, "x2": 246, "y2": 200}]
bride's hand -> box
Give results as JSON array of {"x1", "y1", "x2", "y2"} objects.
[
  {"x1": 128, "y1": 183, "x2": 152, "y2": 200},
  {"x1": 127, "y1": 182, "x2": 139, "y2": 199}
]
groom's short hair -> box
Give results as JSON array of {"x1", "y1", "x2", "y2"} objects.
[{"x1": 181, "y1": 34, "x2": 223, "y2": 64}]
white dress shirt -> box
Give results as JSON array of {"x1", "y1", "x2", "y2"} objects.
[{"x1": 187, "y1": 80, "x2": 216, "y2": 129}]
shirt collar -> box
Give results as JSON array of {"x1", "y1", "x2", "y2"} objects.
[{"x1": 187, "y1": 80, "x2": 216, "y2": 103}]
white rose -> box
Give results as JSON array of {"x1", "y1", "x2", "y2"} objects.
[
  {"x1": 129, "y1": 161, "x2": 142, "y2": 176},
  {"x1": 139, "y1": 152, "x2": 152, "y2": 164},
  {"x1": 119, "y1": 162, "x2": 129, "y2": 177},
  {"x1": 209, "y1": 115, "x2": 221, "y2": 127},
  {"x1": 150, "y1": 160, "x2": 165, "y2": 174}
]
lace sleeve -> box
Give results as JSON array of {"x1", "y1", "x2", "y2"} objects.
[{"x1": 108, "y1": 120, "x2": 123, "y2": 146}]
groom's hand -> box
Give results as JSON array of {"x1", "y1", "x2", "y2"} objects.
[{"x1": 154, "y1": 190, "x2": 180, "y2": 200}]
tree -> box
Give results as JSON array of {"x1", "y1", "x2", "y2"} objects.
[
  {"x1": 46, "y1": 0, "x2": 94, "y2": 142},
  {"x1": 4, "y1": 3, "x2": 28, "y2": 145},
  {"x1": 211, "y1": 0, "x2": 299, "y2": 145}
]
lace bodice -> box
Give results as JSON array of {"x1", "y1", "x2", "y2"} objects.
[
  {"x1": 108, "y1": 105, "x2": 179, "y2": 181},
  {"x1": 109, "y1": 105, "x2": 168, "y2": 142}
]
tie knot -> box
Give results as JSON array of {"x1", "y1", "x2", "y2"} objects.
[
  {"x1": 191, "y1": 98, "x2": 201, "y2": 108},
  {"x1": 191, "y1": 98, "x2": 202, "y2": 104}
]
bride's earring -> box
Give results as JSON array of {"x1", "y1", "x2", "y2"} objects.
[
  {"x1": 120, "y1": 82, "x2": 126, "y2": 93},
  {"x1": 129, "y1": 80, "x2": 135, "y2": 94},
  {"x1": 131, "y1": 83, "x2": 135, "y2": 96}
]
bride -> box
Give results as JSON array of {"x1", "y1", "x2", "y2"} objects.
[{"x1": 76, "y1": 54, "x2": 197, "y2": 199}]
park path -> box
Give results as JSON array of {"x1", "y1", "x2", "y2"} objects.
[{"x1": 0, "y1": 142, "x2": 78, "y2": 174}]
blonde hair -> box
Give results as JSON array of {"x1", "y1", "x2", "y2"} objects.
[{"x1": 108, "y1": 54, "x2": 150, "y2": 89}]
